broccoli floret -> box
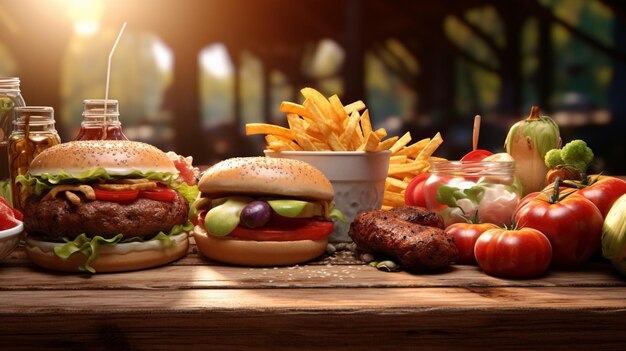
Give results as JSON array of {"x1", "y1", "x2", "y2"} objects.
[
  {"x1": 561, "y1": 139, "x2": 594, "y2": 172},
  {"x1": 544, "y1": 149, "x2": 564, "y2": 169}
]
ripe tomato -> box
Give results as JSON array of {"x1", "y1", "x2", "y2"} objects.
[
  {"x1": 423, "y1": 174, "x2": 452, "y2": 213},
  {"x1": 94, "y1": 189, "x2": 139, "y2": 202},
  {"x1": 576, "y1": 176, "x2": 626, "y2": 218},
  {"x1": 0, "y1": 197, "x2": 23, "y2": 221},
  {"x1": 229, "y1": 218, "x2": 333, "y2": 241},
  {"x1": 515, "y1": 191, "x2": 540, "y2": 214},
  {"x1": 139, "y1": 188, "x2": 177, "y2": 202},
  {"x1": 515, "y1": 191, "x2": 603, "y2": 266},
  {"x1": 405, "y1": 173, "x2": 429, "y2": 207},
  {"x1": 474, "y1": 227, "x2": 552, "y2": 278},
  {"x1": 445, "y1": 223, "x2": 497, "y2": 264},
  {"x1": 0, "y1": 202, "x2": 20, "y2": 230},
  {"x1": 460, "y1": 149, "x2": 493, "y2": 161}
]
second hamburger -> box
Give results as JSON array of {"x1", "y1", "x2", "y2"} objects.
[{"x1": 193, "y1": 157, "x2": 344, "y2": 266}]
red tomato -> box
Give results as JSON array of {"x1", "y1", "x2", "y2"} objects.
[
  {"x1": 0, "y1": 202, "x2": 19, "y2": 230},
  {"x1": 229, "y1": 218, "x2": 333, "y2": 241},
  {"x1": 474, "y1": 227, "x2": 552, "y2": 278},
  {"x1": 515, "y1": 191, "x2": 540, "y2": 214},
  {"x1": 405, "y1": 174, "x2": 429, "y2": 207},
  {"x1": 445, "y1": 223, "x2": 497, "y2": 264},
  {"x1": 576, "y1": 176, "x2": 626, "y2": 218},
  {"x1": 0, "y1": 197, "x2": 23, "y2": 221},
  {"x1": 515, "y1": 191, "x2": 603, "y2": 266},
  {"x1": 460, "y1": 149, "x2": 493, "y2": 161},
  {"x1": 94, "y1": 189, "x2": 139, "y2": 202},
  {"x1": 139, "y1": 188, "x2": 177, "y2": 202},
  {"x1": 423, "y1": 174, "x2": 452, "y2": 213}
]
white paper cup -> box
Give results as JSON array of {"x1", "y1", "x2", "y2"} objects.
[{"x1": 264, "y1": 150, "x2": 391, "y2": 242}]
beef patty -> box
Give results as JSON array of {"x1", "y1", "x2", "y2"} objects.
[{"x1": 24, "y1": 193, "x2": 189, "y2": 239}]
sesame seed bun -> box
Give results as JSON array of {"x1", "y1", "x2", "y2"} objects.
[
  {"x1": 193, "y1": 225, "x2": 327, "y2": 266},
  {"x1": 28, "y1": 140, "x2": 178, "y2": 177},
  {"x1": 198, "y1": 157, "x2": 333, "y2": 201}
]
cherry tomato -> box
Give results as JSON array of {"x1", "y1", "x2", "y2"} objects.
[
  {"x1": 515, "y1": 190, "x2": 603, "y2": 266},
  {"x1": 405, "y1": 174, "x2": 429, "y2": 207},
  {"x1": 474, "y1": 227, "x2": 552, "y2": 278},
  {"x1": 460, "y1": 149, "x2": 493, "y2": 161},
  {"x1": 575, "y1": 176, "x2": 626, "y2": 218},
  {"x1": 445, "y1": 223, "x2": 497, "y2": 264},
  {"x1": 229, "y1": 218, "x2": 333, "y2": 241},
  {"x1": 139, "y1": 188, "x2": 177, "y2": 202},
  {"x1": 94, "y1": 189, "x2": 139, "y2": 202}
]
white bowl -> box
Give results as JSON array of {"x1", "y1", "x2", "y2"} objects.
[
  {"x1": 264, "y1": 150, "x2": 391, "y2": 241},
  {"x1": 0, "y1": 221, "x2": 23, "y2": 261}
]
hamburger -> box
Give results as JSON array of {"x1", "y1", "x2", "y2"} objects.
[
  {"x1": 193, "y1": 157, "x2": 344, "y2": 266},
  {"x1": 16, "y1": 140, "x2": 198, "y2": 273}
]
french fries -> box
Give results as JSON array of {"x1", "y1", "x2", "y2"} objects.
[{"x1": 245, "y1": 87, "x2": 445, "y2": 209}]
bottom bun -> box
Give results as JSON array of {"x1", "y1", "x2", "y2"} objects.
[
  {"x1": 25, "y1": 233, "x2": 189, "y2": 273},
  {"x1": 193, "y1": 225, "x2": 327, "y2": 266}
]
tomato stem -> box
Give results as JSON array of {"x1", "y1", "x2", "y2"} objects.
[{"x1": 548, "y1": 177, "x2": 561, "y2": 204}]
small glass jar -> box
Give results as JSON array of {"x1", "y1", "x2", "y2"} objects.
[
  {"x1": 74, "y1": 99, "x2": 128, "y2": 140},
  {"x1": 424, "y1": 161, "x2": 521, "y2": 227},
  {"x1": 9, "y1": 106, "x2": 61, "y2": 211},
  {"x1": 0, "y1": 78, "x2": 26, "y2": 204}
]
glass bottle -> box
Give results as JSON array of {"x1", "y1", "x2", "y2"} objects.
[
  {"x1": 424, "y1": 160, "x2": 521, "y2": 227},
  {"x1": 0, "y1": 78, "x2": 26, "y2": 204},
  {"x1": 9, "y1": 106, "x2": 61, "y2": 211},
  {"x1": 74, "y1": 99, "x2": 128, "y2": 140}
]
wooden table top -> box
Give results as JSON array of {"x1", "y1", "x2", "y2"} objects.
[{"x1": 1, "y1": 234, "x2": 625, "y2": 350}]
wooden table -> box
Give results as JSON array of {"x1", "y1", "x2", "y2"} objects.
[{"x1": 0, "y1": 236, "x2": 625, "y2": 351}]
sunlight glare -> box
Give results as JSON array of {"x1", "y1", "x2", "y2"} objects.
[
  {"x1": 199, "y1": 44, "x2": 234, "y2": 79},
  {"x1": 65, "y1": 0, "x2": 104, "y2": 36}
]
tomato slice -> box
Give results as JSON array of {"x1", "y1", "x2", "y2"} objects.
[
  {"x1": 94, "y1": 189, "x2": 139, "y2": 202},
  {"x1": 139, "y1": 188, "x2": 177, "y2": 202},
  {"x1": 460, "y1": 149, "x2": 493, "y2": 161},
  {"x1": 229, "y1": 218, "x2": 333, "y2": 241}
]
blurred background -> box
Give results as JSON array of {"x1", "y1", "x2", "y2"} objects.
[{"x1": 0, "y1": 0, "x2": 624, "y2": 172}]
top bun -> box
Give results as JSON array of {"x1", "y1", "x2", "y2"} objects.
[
  {"x1": 199, "y1": 157, "x2": 334, "y2": 201},
  {"x1": 29, "y1": 140, "x2": 177, "y2": 177}
]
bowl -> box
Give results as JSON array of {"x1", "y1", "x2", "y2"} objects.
[
  {"x1": 0, "y1": 221, "x2": 23, "y2": 261},
  {"x1": 264, "y1": 150, "x2": 391, "y2": 241}
]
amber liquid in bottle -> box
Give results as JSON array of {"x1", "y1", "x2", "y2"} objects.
[
  {"x1": 9, "y1": 107, "x2": 61, "y2": 211},
  {"x1": 74, "y1": 99, "x2": 128, "y2": 141},
  {"x1": 74, "y1": 125, "x2": 128, "y2": 140}
]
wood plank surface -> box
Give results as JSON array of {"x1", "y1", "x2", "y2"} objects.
[
  {"x1": 1, "y1": 309, "x2": 624, "y2": 351},
  {"x1": 1, "y1": 286, "x2": 625, "y2": 312},
  {"x1": 2, "y1": 232, "x2": 626, "y2": 350},
  {"x1": 1, "y1": 262, "x2": 624, "y2": 290},
  {"x1": 0, "y1": 287, "x2": 625, "y2": 350}
]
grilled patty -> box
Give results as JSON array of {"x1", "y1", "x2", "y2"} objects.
[
  {"x1": 24, "y1": 193, "x2": 189, "y2": 239},
  {"x1": 349, "y1": 207, "x2": 458, "y2": 271}
]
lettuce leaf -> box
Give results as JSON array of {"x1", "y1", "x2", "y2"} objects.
[
  {"x1": 173, "y1": 182, "x2": 200, "y2": 206},
  {"x1": 52, "y1": 220, "x2": 193, "y2": 273},
  {"x1": 16, "y1": 168, "x2": 177, "y2": 196}
]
